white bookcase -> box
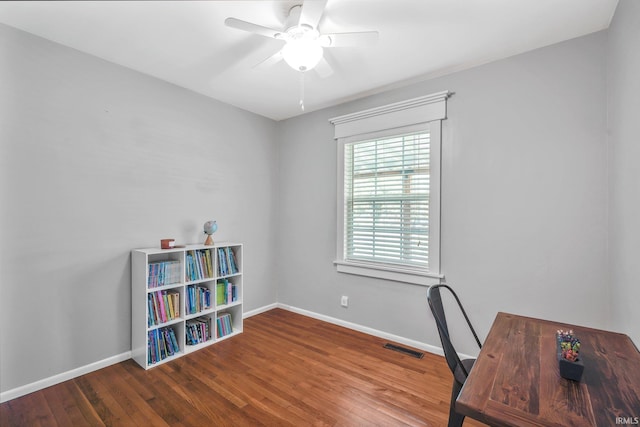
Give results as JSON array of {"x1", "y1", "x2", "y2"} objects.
[{"x1": 131, "y1": 243, "x2": 243, "y2": 369}]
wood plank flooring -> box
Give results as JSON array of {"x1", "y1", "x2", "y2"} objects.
[{"x1": 0, "y1": 308, "x2": 486, "y2": 426}]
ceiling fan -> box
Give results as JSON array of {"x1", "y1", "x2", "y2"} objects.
[{"x1": 224, "y1": 0, "x2": 379, "y2": 78}]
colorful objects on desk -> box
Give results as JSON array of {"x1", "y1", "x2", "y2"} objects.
[{"x1": 557, "y1": 329, "x2": 584, "y2": 381}]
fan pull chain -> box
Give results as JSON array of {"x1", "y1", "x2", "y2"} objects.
[{"x1": 299, "y1": 72, "x2": 305, "y2": 111}]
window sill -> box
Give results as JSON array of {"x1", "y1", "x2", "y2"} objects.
[{"x1": 334, "y1": 260, "x2": 443, "y2": 286}]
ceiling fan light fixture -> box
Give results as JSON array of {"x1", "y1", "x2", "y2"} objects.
[{"x1": 282, "y1": 38, "x2": 323, "y2": 72}]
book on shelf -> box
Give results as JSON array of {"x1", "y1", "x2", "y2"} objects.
[
  {"x1": 216, "y1": 279, "x2": 237, "y2": 306},
  {"x1": 148, "y1": 260, "x2": 181, "y2": 288},
  {"x1": 157, "y1": 291, "x2": 167, "y2": 323},
  {"x1": 185, "y1": 249, "x2": 214, "y2": 282},
  {"x1": 168, "y1": 327, "x2": 180, "y2": 352},
  {"x1": 186, "y1": 285, "x2": 212, "y2": 314},
  {"x1": 173, "y1": 293, "x2": 179, "y2": 318},
  {"x1": 216, "y1": 280, "x2": 225, "y2": 306},
  {"x1": 226, "y1": 247, "x2": 238, "y2": 274},
  {"x1": 148, "y1": 290, "x2": 180, "y2": 327},
  {"x1": 217, "y1": 247, "x2": 239, "y2": 276},
  {"x1": 147, "y1": 298, "x2": 155, "y2": 327},
  {"x1": 147, "y1": 326, "x2": 180, "y2": 365},
  {"x1": 186, "y1": 316, "x2": 212, "y2": 345},
  {"x1": 217, "y1": 248, "x2": 226, "y2": 276},
  {"x1": 216, "y1": 312, "x2": 233, "y2": 338}
]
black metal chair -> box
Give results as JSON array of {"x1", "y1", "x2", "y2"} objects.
[{"x1": 427, "y1": 284, "x2": 482, "y2": 427}]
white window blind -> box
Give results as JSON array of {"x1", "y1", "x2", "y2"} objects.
[{"x1": 345, "y1": 131, "x2": 431, "y2": 269}]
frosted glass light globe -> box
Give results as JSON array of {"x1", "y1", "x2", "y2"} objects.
[{"x1": 282, "y1": 39, "x2": 323, "y2": 72}]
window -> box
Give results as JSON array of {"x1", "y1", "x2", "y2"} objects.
[{"x1": 330, "y1": 91, "x2": 449, "y2": 285}]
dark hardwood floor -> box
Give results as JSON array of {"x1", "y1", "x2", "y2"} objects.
[{"x1": 0, "y1": 308, "x2": 486, "y2": 426}]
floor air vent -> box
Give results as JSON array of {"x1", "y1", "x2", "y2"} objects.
[{"x1": 383, "y1": 343, "x2": 424, "y2": 359}]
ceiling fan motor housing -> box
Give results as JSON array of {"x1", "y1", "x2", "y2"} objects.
[{"x1": 224, "y1": 0, "x2": 377, "y2": 75}]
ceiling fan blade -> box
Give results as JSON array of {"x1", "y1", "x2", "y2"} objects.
[
  {"x1": 225, "y1": 17, "x2": 282, "y2": 39},
  {"x1": 314, "y1": 57, "x2": 334, "y2": 78},
  {"x1": 253, "y1": 49, "x2": 284, "y2": 69},
  {"x1": 299, "y1": 0, "x2": 328, "y2": 29},
  {"x1": 321, "y1": 31, "x2": 379, "y2": 47}
]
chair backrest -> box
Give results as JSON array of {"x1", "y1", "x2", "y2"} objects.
[{"x1": 427, "y1": 284, "x2": 482, "y2": 380}]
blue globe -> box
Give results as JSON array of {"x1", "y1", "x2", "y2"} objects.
[{"x1": 204, "y1": 220, "x2": 218, "y2": 235}]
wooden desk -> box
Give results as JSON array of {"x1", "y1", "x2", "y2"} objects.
[{"x1": 456, "y1": 312, "x2": 640, "y2": 426}]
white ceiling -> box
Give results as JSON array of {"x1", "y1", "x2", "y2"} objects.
[{"x1": 0, "y1": 0, "x2": 618, "y2": 121}]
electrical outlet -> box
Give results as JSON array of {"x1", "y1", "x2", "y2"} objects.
[{"x1": 341, "y1": 295, "x2": 349, "y2": 307}]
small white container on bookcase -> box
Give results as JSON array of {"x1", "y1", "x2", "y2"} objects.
[{"x1": 131, "y1": 243, "x2": 243, "y2": 369}]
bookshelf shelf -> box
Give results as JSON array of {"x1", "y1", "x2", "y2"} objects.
[
  {"x1": 132, "y1": 243, "x2": 243, "y2": 369},
  {"x1": 217, "y1": 300, "x2": 242, "y2": 310},
  {"x1": 147, "y1": 317, "x2": 184, "y2": 331},
  {"x1": 184, "y1": 308, "x2": 215, "y2": 320},
  {"x1": 152, "y1": 283, "x2": 183, "y2": 292},
  {"x1": 151, "y1": 351, "x2": 183, "y2": 368},
  {"x1": 185, "y1": 279, "x2": 212, "y2": 286},
  {"x1": 216, "y1": 331, "x2": 241, "y2": 342}
]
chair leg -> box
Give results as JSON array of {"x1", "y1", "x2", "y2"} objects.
[{"x1": 448, "y1": 380, "x2": 466, "y2": 427}]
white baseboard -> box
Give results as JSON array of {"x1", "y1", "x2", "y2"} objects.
[
  {"x1": 1, "y1": 351, "x2": 132, "y2": 403},
  {"x1": 243, "y1": 302, "x2": 278, "y2": 318}
]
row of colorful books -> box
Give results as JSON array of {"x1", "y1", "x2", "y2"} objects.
[
  {"x1": 216, "y1": 279, "x2": 238, "y2": 306},
  {"x1": 186, "y1": 285, "x2": 211, "y2": 315},
  {"x1": 148, "y1": 290, "x2": 180, "y2": 327},
  {"x1": 148, "y1": 260, "x2": 181, "y2": 288},
  {"x1": 217, "y1": 247, "x2": 239, "y2": 276},
  {"x1": 186, "y1": 249, "x2": 214, "y2": 282},
  {"x1": 186, "y1": 317, "x2": 212, "y2": 345},
  {"x1": 217, "y1": 312, "x2": 234, "y2": 338},
  {"x1": 147, "y1": 327, "x2": 179, "y2": 365}
]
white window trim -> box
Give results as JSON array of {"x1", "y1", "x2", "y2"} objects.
[{"x1": 330, "y1": 91, "x2": 450, "y2": 286}]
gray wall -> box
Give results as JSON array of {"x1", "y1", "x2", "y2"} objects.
[
  {"x1": 607, "y1": 0, "x2": 640, "y2": 345},
  {"x1": 0, "y1": 23, "x2": 279, "y2": 393},
  {"x1": 276, "y1": 31, "x2": 610, "y2": 357}
]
